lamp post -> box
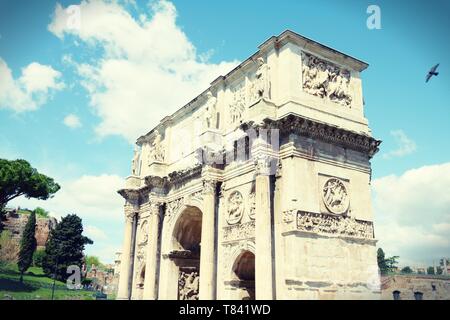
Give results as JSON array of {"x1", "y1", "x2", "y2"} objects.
[{"x1": 51, "y1": 254, "x2": 60, "y2": 300}]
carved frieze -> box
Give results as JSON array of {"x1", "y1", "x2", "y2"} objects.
[
  {"x1": 223, "y1": 220, "x2": 255, "y2": 242},
  {"x1": 322, "y1": 178, "x2": 350, "y2": 215},
  {"x1": 226, "y1": 191, "x2": 244, "y2": 225},
  {"x1": 178, "y1": 270, "x2": 199, "y2": 300},
  {"x1": 302, "y1": 52, "x2": 352, "y2": 106},
  {"x1": 289, "y1": 210, "x2": 374, "y2": 239}
]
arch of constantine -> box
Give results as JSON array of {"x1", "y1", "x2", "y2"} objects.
[{"x1": 116, "y1": 30, "x2": 381, "y2": 300}]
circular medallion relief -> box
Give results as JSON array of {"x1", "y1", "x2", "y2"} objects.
[
  {"x1": 227, "y1": 191, "x2": 245, "y2": 225},
  {"x1": 322, "y1": 178, "x2": 349, "y2": 214}
]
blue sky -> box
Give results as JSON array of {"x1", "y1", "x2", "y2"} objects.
[{"x1": 0, "y1": 0, "x2": 449, "y2": 266}]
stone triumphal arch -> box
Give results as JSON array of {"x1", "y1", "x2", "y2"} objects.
[{"x1": 116, "y1": 30, "x2": 381, "y2": 300}]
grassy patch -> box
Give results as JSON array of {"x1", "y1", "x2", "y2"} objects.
[{"x1": 0, "y1": 264, "x2": 97, "y2": 300}]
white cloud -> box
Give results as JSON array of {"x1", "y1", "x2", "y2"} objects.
[
  {"x1": 63, "y1": 113, "x2": 82, "y2": 128},
  {"x1": 373, "y1": 162, "x2": 450, "y2": 266},
  {"x1": 10, "y1": 174, "x2": 125, "y2": 222},
  {"x1": 48, "y1": 0, "x2": 239, "y2": 143},
  {"x1": 382, "y1": 129, "x2": 417, "y2": 159},
  {"x1": 0, "y1": 58, "x2": 64, "y2": 112},
  {"x1": 85, "y1": 225, "x2": 108, "y2": 241}
]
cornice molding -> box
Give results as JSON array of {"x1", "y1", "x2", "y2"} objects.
[
  {"x1": 168, "y1": 164, "x2": 203, "y2": 187},
  {"x1": 241, "y1": 114, "x2": 381, "y2": 158}
]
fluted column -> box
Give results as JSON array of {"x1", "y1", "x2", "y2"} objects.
[
  {"x1": 142, "y1": 202, "x2": 162, "y2": 300},
  {"x1": 117, "y1": 212, "x2": 136, "y2": 300},
  {"x1": 255, "y1": 155, "x2": 274, "y2": 300},
  {"x1": 199, "y1": 179, "x2": 217, "y2": 300}
]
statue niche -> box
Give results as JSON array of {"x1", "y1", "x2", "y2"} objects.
[
  {"x1": 203, "y1": 91, "x2": 218, "y2": 130},
  {"x1": 131, "y1": 146, "x2": 141, "y2": 175},
  {"x1": 250, "y1": 57, "x2": 270, "y2": 102},
  {"x1": 148, "y1": 130, "x2": 165, "y2": 163}
]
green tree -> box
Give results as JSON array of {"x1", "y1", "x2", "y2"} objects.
[
  {"x1": 42, "y1": 214, "x2": 93, "y2": 281},
  {"x1": 17, "y1": 211, "x2": 37, "y2": 282},
  {"x1": 401, "y1": 266, "x2": 413, "y2": 274},
  {"x1": 439, "y1": 258, "x2": 449, "y2": 268},
  {"x1": 85, "y1": 255, "x2": 104, "y2": 270},
  {"x1": 427, "y1": 266, "x2": 435, "y2": 275},
  {"x1": 34, "y1": 207, "x2": 49, "y2": 218},
  {"x1": 33, "y1": 248, "x2": 46, "y2": 267},
  {"x1": 385, "y1": 255, "x2": 399, "y2": 273},
  {"x1": 436, "y1": 266, "x2": 443, "y2": 275},
  {"x1": 377, "y1": 248, "x2": 388, "y2": 275},
  {"x1": 0, "y1": 159, "x2": 60, "y2": 230},
  {"x1": 377, "y1": 248, "x2": 399, "y2": 275}
]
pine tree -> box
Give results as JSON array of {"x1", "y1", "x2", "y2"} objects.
[
  {"x1": 377, "y1": 248, "x2": 387, "y2": 275},
  {"x1": 17, "y1": 210, "x2": 37, "y2": 282},
  {"x1": 42, "y1": 214, "x2": 93, "y2": 281}
]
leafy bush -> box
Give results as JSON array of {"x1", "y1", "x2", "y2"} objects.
[
  {"x1": 401, "y1": 266, "x2": 413, "y2": 274},
  {"x1": 33, "y1": 248, "x2": 46, "y2": 267},
  {"x1": 34, "y1": 207, "x2": 49, "y2": 218}
]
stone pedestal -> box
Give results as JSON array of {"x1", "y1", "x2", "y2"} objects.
[{"x1": 148, "y1": 161, "x2": 168, "y2": 177}]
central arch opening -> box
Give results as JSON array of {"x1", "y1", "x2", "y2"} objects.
[
  {"x1": 173, "y1": 207, "x2": 202, "y2": 255},
  {"x1": 171, "y1": 206, "x2": 202, "y2": 300},
  {"x1": 232, "y1": 251, "x2": 255, "y2": 300}
]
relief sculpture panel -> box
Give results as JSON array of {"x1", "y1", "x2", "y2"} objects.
[{"x1": 302, "y1": 52, "x2": 352, "y2": 106}]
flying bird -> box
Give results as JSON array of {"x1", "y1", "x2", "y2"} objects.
[{"x1": 426, "y1": 63, "x2": 440, "y2": 83}]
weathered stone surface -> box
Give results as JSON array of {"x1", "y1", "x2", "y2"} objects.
[
  {"x1": 381, "y1": 275, "x2": 450, "y2": 300},
  {"x1": 116, "y1": 30, "x2": 381, "y2": 300},
  {"x1": 2, "y1": 209, "x2": 56, "y2": 249}
]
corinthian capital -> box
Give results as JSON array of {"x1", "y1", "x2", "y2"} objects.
[
  {"x1": 125, "y1": 211, "x2": 136, "y2": 224},
  {"x1": 202, "y1": 179, "x2": 217, "y2": 195},
  {"x1": 254, "y1": 154, "x2": 275, "y2": 176},
  {"x1": 150, "y1": 202, "x2": 162, "y2": 216}
]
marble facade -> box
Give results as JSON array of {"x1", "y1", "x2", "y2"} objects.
[{"x1": 116, "y1": 30, "x2": 381, "y2": 300}]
